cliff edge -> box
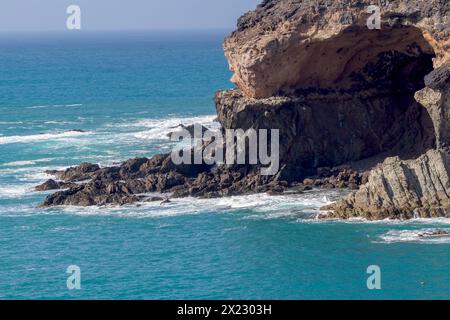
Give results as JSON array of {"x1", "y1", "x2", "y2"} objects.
[
  {"x1": 38, "y1": 0, "x2": 450, "y2": 220},
  {"x1": 216, "y1": 0, "x2": 450, "y2": 219}
]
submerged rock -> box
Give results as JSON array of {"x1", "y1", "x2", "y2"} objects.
[{"x1": 418, "y1": 229, "x2": 450, "y2": 238}]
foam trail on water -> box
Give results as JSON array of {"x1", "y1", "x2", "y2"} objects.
[
  {"x1": 47, "y1": 190, "x2": 347, "y2": 220},
  {"x1": 0, "y1": 184, "x2": 35, "y2": 199},
  {"x1": 375, "y1": 229, "x2": 450, "y2": 244},
  {"x1": 25, "y1": 104, "x2": 83, "y2": 109},
  {"x1": 1, "y1": 158, "x2": 54, "y2": 167},
  {"x1": 129, "y1": 115, "x2": 219, "y2": 140},
  {"x1": 0, "y1": 130, "x2": 91, "y2": 145}
]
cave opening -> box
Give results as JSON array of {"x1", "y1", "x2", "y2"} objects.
[{"x1": 280, "y1": 25, "x2": 438, "y2": 169}]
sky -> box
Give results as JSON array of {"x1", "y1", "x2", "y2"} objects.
[{"x1": 0, "y1": 0, "x2": 261, "y2": 32}]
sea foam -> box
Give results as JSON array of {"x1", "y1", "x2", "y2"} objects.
[
  {"x1": 0, "y1": 130, "x2": 90, "y2": 145},
  {"x1": 376, "y1": 228, "x2": 450, "y2": 244},
  {"x1": 130, "y1": 115, "x2": 219, "y2": 140}
]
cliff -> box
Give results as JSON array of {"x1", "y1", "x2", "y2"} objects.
[
  {"x1": 224, "y1": 0, "x2": 450, "y2": 98},
  {"x1": 214, "y1": 0, "x2": 450, "y2": 219},
  {"x1": 38, "y1": 0, "x2": 450, "y2": 220}
]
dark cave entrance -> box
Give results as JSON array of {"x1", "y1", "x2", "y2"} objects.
[
  {"x1": 354, "y1": 43, "x2": 437, "y2": 161},
  {"x1": 282, "y1": 26, "x2": 438, "y2": 170}
]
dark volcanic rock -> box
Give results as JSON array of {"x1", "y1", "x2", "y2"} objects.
[
  {"x1": 215, "y1": 88, "x2": 436, "y2": 170},
  {"x1": 424, "y1": 62, "x2": 450, "y2": 90},
  {"x1": 40, "y1": 151, "x2": 361, "y2": 206},
  {"x1": 34, "y1": 179, "x2": 77, "y2": 191},
  {"x1": 60, "y1": 163, "x2": 101, "y2": 182},
  {"x1": 35, "y1": 179, "x2": 61, "y2": 191}
]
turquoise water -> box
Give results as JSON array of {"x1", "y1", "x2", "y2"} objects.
[{"x1": 0, "y1": 31, "x2": 449, "y2": 300}]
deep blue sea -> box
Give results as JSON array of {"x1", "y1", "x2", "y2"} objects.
[{"x1": 0, "y1": 31, "x2": 449, "y2": 300}]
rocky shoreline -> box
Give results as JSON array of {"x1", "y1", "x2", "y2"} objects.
[
  {"x1": 36, "y1": 153, "x2": 365, "y2": 207},
  {"x1": 36, "y1": 0, "x2": 450, "y2": 220}
]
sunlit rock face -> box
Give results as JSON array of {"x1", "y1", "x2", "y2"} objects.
[
  {"x1": 224, "y1": 0, "x2": 450, "y2": 99},
  {"x1": 216, "y1": 0, "x2": 450, "y2": 219}
]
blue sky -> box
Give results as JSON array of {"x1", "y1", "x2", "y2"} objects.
[{"x1": 0, "y1": 0, "x2": 261, "y2": 32}]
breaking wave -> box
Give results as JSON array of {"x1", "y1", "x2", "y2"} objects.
[
  {"x1": 25, "y1": 104, "x2": 83, "y2": 109},
  {"x1": 0, "y1": 130, "x2": 91, "y2": 145},
  {"x1": 375, "y1": 228, "x2": 450, "y2": 244},
  {"x1": 129, "y1": 114, "x2": 219, "y2": 140}
]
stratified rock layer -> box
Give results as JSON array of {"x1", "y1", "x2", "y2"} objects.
[
  {"x1": 323, "y1": 149, "x2": 450, "y2": 219},
  {"x1": 225, "y1": 0, "x2": 450, "y2": 98},
  {"x1": 215, "y1": 88, "x2": 435, "y2": 176}
]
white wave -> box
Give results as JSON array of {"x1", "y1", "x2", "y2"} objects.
[
  {"x1": 2, "y1": 158, "x2": 54, "y2": 167},
  {"x1": 2, "y1": 160, "x2": 37, "y2": 166},
  {"x1": 0, "y1": 165, "x2": 68, "y2": 184},
  {"x1": 314, "y1": 215, "x2": 450, "y2": 226},
  {"x1": 0, "y1": 184, "x2": 34, "y2": 199},
  {"x1": 25, "y1": 105, "x2": 48, "y2": 109},
  {"x1": 0, "y1": 121, "x2": 24, "y2": 125},
  {"x1": 0, "y1": 130, "x2": 91, "y2": 145},
  {"x1": 376, "y1": 229, "x2": 450, "y2": 244},
  {"x1": 43, "y1": 189, "x2": 345, "y2": 220},
  {"x1": 0, "y1": 204, "x2": 49, "y2": 217},
  {"x1": 21, "y1": 171, "x2": 55, "y2": 181},
  {"x1": 25, "y1": 104, "x2": 83, "y2": 109},
  {"x1": 44, "y1": 121, "x2": 80, "y2": 125},
  {"x1": 126, "y1": 115, "x2": 219, "y2": 140}
]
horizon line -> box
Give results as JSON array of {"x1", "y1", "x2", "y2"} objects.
[{"x1": 0, "y1": 27, "x2": 236, "y2": 34}]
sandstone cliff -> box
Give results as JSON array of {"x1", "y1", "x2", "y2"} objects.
[
  {"x1": 215, "y1": 0, "x2": 450, "y2": 219},
  {"x1": 225, "y1": 0, "x2": 450, "y2": 98}
]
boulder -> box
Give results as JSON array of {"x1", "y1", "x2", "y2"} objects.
[{"x1": 34, "y1": 179, "x2": 61, "y2": 191}]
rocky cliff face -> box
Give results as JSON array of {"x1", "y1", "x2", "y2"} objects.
[
  {"x1": 323, "y1": 149, "x2": 450, "y2": 219},
  {"x1": 38, "y1": 0, "x2": 450, "y2": 220},
  {"x1": 215, "y1": 0, "x2": 450, "y2": 219},
  {"x1": 225, "y1": 0, "x2": 450, "y2": 98}
]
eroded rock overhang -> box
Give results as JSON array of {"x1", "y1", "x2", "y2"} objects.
[
  {"x1": 216, "y1": 0, "x2": 450, "y2": 218},
  {"x1": 224, "y1": 0, "x2": 450, "y2": 99}
]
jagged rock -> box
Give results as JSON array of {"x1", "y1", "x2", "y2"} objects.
[
  {"x1": 216, "y1": 0, "x2": 450, "y2": 220},
  {"x1": 322, "y1": 150, "x2": 450, "y2": 220},
  {"x1": 145, "y1": 196, "x2": 165, "y2": 202},
  {"x1": 34, "y1": 179, "x2": 61, "y2": 191},
  {"x1": 415, "y1": 63, "x2": 450, "y2": 148},
  {"x1": 34, "y1": 179, "x2": 77, "y2": 191},
  {"x1": 418, "y1": 229, "x2": 450, "y2": 238},
  {"x1": 59, "y1": 162, "x2": 101, "y2": 182},
  {"x1": 215, "y1": 86, "x2": 436, "y2": 172},
  {"x1": 425, "y1": 62, "x2": 450, "y2": 91}
]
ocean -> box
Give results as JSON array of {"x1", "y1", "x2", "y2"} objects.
[{"x1": 0, "y1": 31, "x2": 449, "y2": 299}]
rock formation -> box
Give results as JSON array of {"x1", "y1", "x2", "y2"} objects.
[
  {"x1": 215, "y1": 0, "x2": 450, "y2": 220},
  {"x1": 323, "y1": 149, "x2": 450, "y2": 220},
  {"x1": 38, "y1": 0, "x2": 450, "y2": 220},
  {"x1": 225, "y1": 0, "x2": 450, "y2": 99},
  {"x1": 38, "y1": 155, "x2": 362, "y2": 206}
]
